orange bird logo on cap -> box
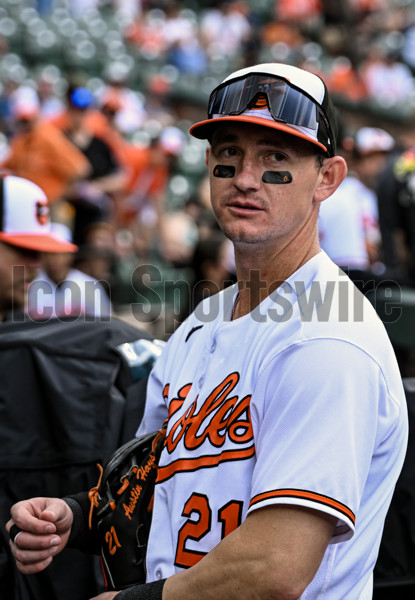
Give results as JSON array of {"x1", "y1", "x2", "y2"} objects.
[
  {"x1": 252, "y1": 95, "x2": 268, "y2": 110},
  {"x1": 36, "y1": 201, "x2": 49, "y2": 226}
]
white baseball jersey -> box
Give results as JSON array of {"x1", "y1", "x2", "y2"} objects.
[
  {"x1": 27, "y1": 268, "x2": 112, "y2": 319},
  {"x1": 318, "y1": 176, "x2": 379, "y2": 270},
  {"x1": 137, "y1": 251, "x2": 408, "y2": 598}
]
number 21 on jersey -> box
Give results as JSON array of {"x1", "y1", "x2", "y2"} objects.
[{"x1": 175, "y1": 492, "x2": 244, "y2": 568}]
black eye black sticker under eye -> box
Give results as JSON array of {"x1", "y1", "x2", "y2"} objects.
[
  {"x1": 262, "y1": 171, "x2": 293, "y2": 184},
  {"x1": 213, "y1": 165, "x2": 236, "y2": 178}
]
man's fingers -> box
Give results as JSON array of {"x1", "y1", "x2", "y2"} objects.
[
  {"x1": 12, "y1": 540, "x2": 59, "y2": 563},
  {"x1": 7, "y1": 498, "x2": 72, "y2": 576},
  {"x1": 9, "y1": 530, "x2": 61, "y2": 575},
  {"x1": 9, "y1": 498, "x2": 71, "y2": 536},
  {"x1": 6, "y1": 517, "x2": 54, "y2": 541},
  {"x1": 16, "y1": 556, "x2": 54, "y2": 575},
  {"x1": 10, "y1": 529, "x2": 61, "y2": 551}
]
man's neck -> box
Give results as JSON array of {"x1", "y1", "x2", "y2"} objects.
[{"x1": 232, "y1": 235, "x2": 320, "y2": 319}]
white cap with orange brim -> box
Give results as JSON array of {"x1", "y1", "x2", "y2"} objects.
[
  {"x1": 0, "y1": 175, "x2": 77, "y2": 253},
  {"x1": 190, "y1": 63, "x2": 338, "y2": 157}
]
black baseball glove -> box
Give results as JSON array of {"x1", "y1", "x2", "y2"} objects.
[{"x1": 88, "y1": 426, "x2": 166, "y2": 590}]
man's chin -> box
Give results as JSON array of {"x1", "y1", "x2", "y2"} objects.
[{"x1": 221, "y1": 228, "x2": 268, "y2": 245}]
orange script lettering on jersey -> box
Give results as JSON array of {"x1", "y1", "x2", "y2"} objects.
[{"x1": 165, "y1": 373, "x2": 253, "y2": 453}]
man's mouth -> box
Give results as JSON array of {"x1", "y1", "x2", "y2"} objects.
[{"x1": 228, "y1": 201, "x2": 262, "y2": 213}]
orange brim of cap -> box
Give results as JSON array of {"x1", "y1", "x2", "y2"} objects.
[
  {"x1": 0, "y1": 233, "x2": 78, "y2": 253},
  {"x1": 189, "y1": 115, "x2": 328, "y2": 154}
]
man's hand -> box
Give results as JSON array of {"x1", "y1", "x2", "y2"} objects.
[
  {"x1": 6, "y1": 497, "x2": 73, "y2": 574},
  {"x1": 89, "y1": 593, "x2": 119, "y2": 599}
]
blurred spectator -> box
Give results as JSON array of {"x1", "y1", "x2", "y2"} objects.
[
  {"x1": 319, "y1": 126, "x2": 395, "y2": 291},
  {"x1": 260, "y1": 18, "x2": 305, "y2": 53},
  {"x1": 200, "y1": 1, "x2": 252, "y2": 61},
  {"x1": 124, "y1": 7, "x2": 166, "y2": 59},
  {"x1": 61, "y1": 87, "x2": 126, "y2": 245},
  {"x1": 82, "y1": 220, "x2": 117, "y2": 250},
  {"x1": 74, "y1": 221, "x2": 118, "y2": 300},
  {"x1": 159, "y1": 209, "x2": 199, "y2": 267},
  {"x1": 183, "y1": 194, "x2": 220, "y2": 241},
  {"x1": 163, "y1": 2, "x2": 208, "y2": 76},
  {"x1": 0, "y1": 78, "x2": 19, "y2": 139},
  {"x1": 179, "y1": 230, "x2": 236, "y2": 321},
  {"x1": 51, "y1": 86, "x2": 127, "y2": 169},
  {"x1": 27, "y1": 223, "x2": 112, "y2": 320},
  {"x1": 99, "y1": 63, "x2": 147, "y2": 137},
  {"x1": 74, "y1": 244, "x2": 115, "y2": 289},
  {"x1": 0, "y1": 86, "x2": 90, "y2": 209},
  {"x1": 275, "y1": 0, "x2": 323, "y2": 30},
  {"x1": 328, "y1": 56, "x2": 368, "y2": 102},
  {"x1": 0, "y1": 175, "x2": 77, "y2": 322},
  {"x1": 376, "y1": 125, "x2": 415, "y2": 285},
  {"x1": 360, "y1": 44, "x2": 415, "y2": 109},
  {"x1": 121, "y1": 126, "x2": 186, "y2": 256},
  {"x1": 166, "y1": 34, "x2": 207, "y2": 76},
  {"x1": 90, "y1": 89, "x2": 128, "y2": 155},
  {"x1": 36, "y1": 72, "x2": 65, "y2": 120},
  {"x1": 143, "y1": 74, "x2": 177, "y2": 127}
]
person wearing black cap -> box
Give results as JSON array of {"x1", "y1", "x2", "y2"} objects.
[
  {"x1": 0, "y1": 173, "x2": 77, "y2": 321},
  {"x1": 6, "y1": 63, "x2": 408, "y2": 600}
]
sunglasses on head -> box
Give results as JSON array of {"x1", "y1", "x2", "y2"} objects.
[{"x1": 207, "y1": 73, "x2": 334, "y2": 155}]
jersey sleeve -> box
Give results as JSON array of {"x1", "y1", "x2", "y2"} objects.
[{"x1": 248, "y1": 337, "x2": 400, "y2": 543}]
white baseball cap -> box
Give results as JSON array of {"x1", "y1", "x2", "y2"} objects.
[
  {"x1": 354, "y1": 127, "x2": 395, "y2": 156},
  {"x1": 0, "y1": 174, "x2": 78, "y2": 253},
  {"x1": 158, "y1": 126, "x2": 186, "y2": 156},
  {"x1": 190, "y1": 63, "x2": 338, "y2": 156},
  {"x1": 11, "y1": 86, "x2": 40, "y2": 121}
]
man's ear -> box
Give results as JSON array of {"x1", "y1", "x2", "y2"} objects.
[
  {"x1": 205, "y1": 147, "x2": 210, "y2": 166},
  {"x1": 314, "y1": 156, "x2": 348, "y2": 204}
]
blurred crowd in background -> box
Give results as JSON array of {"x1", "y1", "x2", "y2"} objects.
[{"x1": 2, "y1": 0, "x2": 415, "y2": 343}]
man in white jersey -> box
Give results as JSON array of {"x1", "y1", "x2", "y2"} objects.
[
  {"x1": 318, "y1": 126, "x2": 395, "y2": 291},
  {"x1": 6, "y1": 63, "x2": 408, "y2": 600}
]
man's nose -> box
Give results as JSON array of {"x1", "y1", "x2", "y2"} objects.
[{"x1": 233, "y1": 157, "x2": 262, "y2": 190}]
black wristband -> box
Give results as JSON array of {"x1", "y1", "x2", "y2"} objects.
[
  {"x1": 114, "y1": 578, "x2": 166, "y2": 600},
  {"x1": 62, "y1": 494, "x2": 101, "y2": 554},
  {"x1": 63, "y1": 496, "x2": 86, "y2": 545}
]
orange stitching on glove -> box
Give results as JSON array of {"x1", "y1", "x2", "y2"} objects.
[{"x1": 88, "y1": 463, "x2": 104, "y2": 530}]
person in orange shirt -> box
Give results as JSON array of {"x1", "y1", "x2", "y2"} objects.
[
  {"x1": 121, "y1": 127, "x2": 186, "y2": 256},
  {"x1": 1, "y1": 86, "x2": 90, "y2": 207}
]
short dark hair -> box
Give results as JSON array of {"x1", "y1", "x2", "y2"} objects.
[{"x1": 316, "y1": 151, "x2": 325, "y2": 168}]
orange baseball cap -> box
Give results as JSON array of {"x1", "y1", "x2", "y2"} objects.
[{"x1": 0, "y1": 174, "x2": 77, "y2": 253}]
